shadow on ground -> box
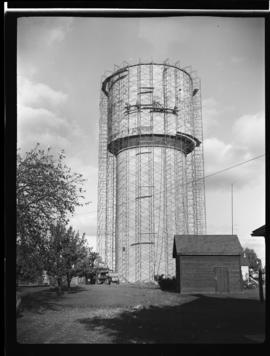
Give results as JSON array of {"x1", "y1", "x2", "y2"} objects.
[
  {"x1": 77, "y1": 294, "x2": 265, "y2": 344},
  {"x1": 20, "y1": 286, "x2": 87, "y2": 315}
]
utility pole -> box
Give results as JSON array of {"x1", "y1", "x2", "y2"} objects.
[
  {"x1": 231, "y1": 183, "x2": 234, "y2": 235},
  {"x1": 257, "y1": 260, "x2": 264, "y2": 302}
]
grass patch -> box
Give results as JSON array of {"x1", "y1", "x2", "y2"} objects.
[{"x1": 17, "y1": 284, "x2": 265, "y2": 344}]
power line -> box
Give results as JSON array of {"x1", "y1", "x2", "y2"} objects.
[
  {"x1": 73, "y1": 154, "x2": 265, "y2": 214},
  {"x1": 184, "y1": 154, "x2": 265, "y2": 186},
  {"x1": 203, "y1": 154, "x2": 265, "y2": 181}
]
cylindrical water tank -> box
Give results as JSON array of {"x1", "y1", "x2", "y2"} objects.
[{"x1": 104, "y1": 64, "x2": 194, "y2": 140}]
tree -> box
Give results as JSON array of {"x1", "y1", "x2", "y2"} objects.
[
  {"x1": 16, "y1": 242, "x2": 46, "y2": 284},
  {"x1": 44, "y1": 222, "x2": 87, "y2": 294},
  {"x1": 76, "y1": 247, "x2": 100, "y2": 284},
  {"x1": 16, "y1": 144, "x2": 88, "y2": 281},
  {"x1": 242, "y1": 248, "x2": 262, "y2": 271}
]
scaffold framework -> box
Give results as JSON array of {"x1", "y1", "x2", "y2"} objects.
[{"x1": 97, "y1": 60, "x2": 207, "y2": 282}]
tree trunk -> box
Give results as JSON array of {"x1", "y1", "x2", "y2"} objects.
[
  {"x1": 57, "y1": 277, "x2": 62, "y2": 295},
  {"x1": 67, "y1": 273, "x2": 71, "y2": 291}
]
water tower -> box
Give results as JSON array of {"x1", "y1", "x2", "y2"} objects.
[{"x1": 97, "y1": 61, "x2": 206, "y2": 282}]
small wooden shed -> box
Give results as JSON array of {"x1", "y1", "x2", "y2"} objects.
[{"x1": 173, "y1": 235, "x2": 243, "y2": 294}]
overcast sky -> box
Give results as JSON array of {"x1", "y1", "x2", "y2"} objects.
[{"x1": 17, "y1": 16, "x2": 265, "y2": 265}]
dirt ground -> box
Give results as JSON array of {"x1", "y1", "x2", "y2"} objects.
[{"x1": 16, "y1": 283, "x2": 265, "y2": 344}]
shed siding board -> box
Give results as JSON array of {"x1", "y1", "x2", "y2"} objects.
[
  {"x1": 238, "y1": 257, "x2": 243, "y2": 290},
  {"x1": 179, "y1": 255, "x2": 241, "y2": 293},
  {"x1": 176, "y1": 255, "x2": 180, "y2": 292}
]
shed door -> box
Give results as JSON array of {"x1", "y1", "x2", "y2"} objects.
[{"x1": 214, "y1": 267, "x2": 229, "y2": 292}]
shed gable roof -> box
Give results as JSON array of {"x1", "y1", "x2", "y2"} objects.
[
  {"x1": 251, "y1": 225, "x2": 265, "y2": 237},
  {"x1": 173, "y1": 235, "x2": 243, "y2": 257}
]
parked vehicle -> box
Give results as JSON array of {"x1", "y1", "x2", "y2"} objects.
[
  {"x1": 108, "y1": 272, "x2": 120, "y2": 284},
  {"x1": 250, "y1": 272, "x2": 259, "y2": 279},
  {"x1": 85, "y1": 272, "x2": 96, "y2": 284},
  {"x1": 96, "y1": 269, "x2": 111, "y2": 284},
  {"x1": 84, "y1": 264, "x2": 119, "y2": 285},
  {"x1": 243, "y1": 277, "x2": 258, "y2": 289}
]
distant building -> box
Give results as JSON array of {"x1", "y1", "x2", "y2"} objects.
[
  {"x1": 251, "y1": 225, "x2": 267, "y2": 266},
  {"x1": 70, "y1": 276, "x2": 79, "y2": 286},
  {"x1": 251, "y1": 225, "x2": 265, "y2": 237},
  {"x1": 240, "y1": 254, "x2": 249, "y2": 282},
  {"x1": 42, "y1": 270, "x2": 50, "y2": 285},
  {"x1": 173, "y1": 235, "x2": 243, "y2": 293}
]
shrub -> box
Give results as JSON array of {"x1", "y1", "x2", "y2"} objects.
[{"x1": 155, "y1": 274, "x2": 176, "y2": 291}]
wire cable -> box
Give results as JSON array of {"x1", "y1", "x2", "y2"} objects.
[
  {"x1": 203, "y1": 154, "x2": 265, "y2": 181},
  {"x1": 189, "y1": 154, "x2": 265, "y2": 185},
  {"x1": 74, "y1": 154, "x2": 265, "y2": 215}
]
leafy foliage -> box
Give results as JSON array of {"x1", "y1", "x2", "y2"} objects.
[
  {"x1": 16, "y1": 144, "x2": 88, "y2": 282},
  {"x1": 242, "y1": 248, "x2": 262, "y2": 271},
  {"x1": 17, "y1": 144, "x2": 87, "y2": 243},
  {"x1": 44, "y1": 222, "x2": 87, "y2": 292},
  {"x1": 155, "y1": 274, "x2": 176, "y2": 291},
  {"x1": 16, "y1": 243, "x2": 45, "y2": 283},
  {"x1": 76, "y1": 248, "x2": 100, "y2": 281}
]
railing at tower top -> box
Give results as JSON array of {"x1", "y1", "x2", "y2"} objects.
[
  {"x1": 106, "y1": 66, "x2": 196, "y2": 145},
  {"x1": 101, "y1": 62, "x2": 195, "y2": 97}
]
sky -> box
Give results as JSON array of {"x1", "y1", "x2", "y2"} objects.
[{"x1": 17, "y1": 16, "x2": 265, "y2": 266}]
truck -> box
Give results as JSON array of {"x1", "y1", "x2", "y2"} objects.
[
  {"x1": 107, "y1": 272, "x2": 120, "y2": 284},
  {"x1": 84, "y1": 258, "x2": 120, "y2": 285},
  {"x1": 95, "y1": 267, "x2": 111, "y2": 284}
]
